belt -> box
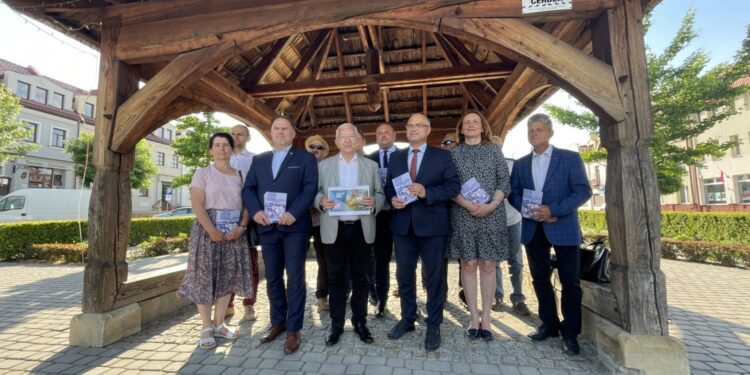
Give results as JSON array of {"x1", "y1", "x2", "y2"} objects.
[{"x1": 340, "y1": 220, "x2": 361, "y2": 225}]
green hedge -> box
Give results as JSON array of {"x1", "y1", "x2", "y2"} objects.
[
  {"x1": 0, "y1": 217, "x2": 194, "y2": 261},
  {"x1": 578, "y1": 210, "x2": 750, "y2": 244}
]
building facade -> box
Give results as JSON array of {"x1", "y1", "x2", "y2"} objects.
[{"x1": 1, "y1": 58, "x2": 189, "y2": 213}]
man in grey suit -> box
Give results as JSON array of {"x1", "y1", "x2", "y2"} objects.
[{"x1": 315, "y1": 123, "x2": 385, "y2": 346}]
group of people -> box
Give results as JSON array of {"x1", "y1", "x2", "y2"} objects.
[{"x1": 178, "y1": 111, "x2": 592, "y2": 356}]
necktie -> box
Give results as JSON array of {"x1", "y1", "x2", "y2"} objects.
[
  {"x1": 382, "y1": 150, "x2": 389, "y2": 168},
  {"x1": 410, "y1": 149, "x2": 419, "y2": 181}
]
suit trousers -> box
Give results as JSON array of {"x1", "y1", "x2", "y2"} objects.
[
  {"x1": 259, "y1": 228, "x2": 308, "y2": 332},
  {"x1": 525, "y1": 222, "x2": 582, "y2": 339},
  {"x1": 371, "y1": 210, "x2": 394, "y2": 304},
  {"x1": 393, "y1": 228, "x2": 446, "y2": 326},
  {"x1": 311, "y1": 226, "x2": 327, "y2": 299},
  {"x1": 325, "y1": 221, "x2": 372, "y2": 329}
]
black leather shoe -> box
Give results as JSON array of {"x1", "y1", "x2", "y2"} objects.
[
  {"x1": 387, "y1": 320, "x2": 415, "y2": 340},
  {"x1": 527, "y1": 327, "x2": 560, "y2": 341},
  {"x1": 353, "y1": 322, "x2": 374, "y2": 344},
  {"x1": 375, "y1": 305, "x2": 386, "y2": 318},
  {"x1": 562, "y1": 338, "x2": 580, "y2": 355},
  {"x1": 325, "y1": 329, "x2": 343, "y2": 346},
  {"x1": 424, "y1": 325, "x2": 441, "y2": 351}
]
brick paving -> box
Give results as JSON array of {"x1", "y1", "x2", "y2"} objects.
[{"x1": 0, "y1": 253, "x2": 608, "y2": 374}]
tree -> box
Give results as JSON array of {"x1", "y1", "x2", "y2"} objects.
[
  {"x1": 65, "y1": 132, "x2": 158, "y2": 189},
  {"x1": 171, "y1": 112, "x2": 229, "y2": 187},
  {"x1": 0, "y1": 85, "x2": 38, "y2": 164},
  {"x1": 544, "y1": 10, "x2": 750, "y2": 195}
]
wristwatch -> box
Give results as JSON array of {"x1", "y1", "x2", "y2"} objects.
[{"x1": 492, "y1": 199, "x2": 501, "y2": 207}]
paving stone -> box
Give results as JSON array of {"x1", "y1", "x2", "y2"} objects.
[{"x1": 365, "y1": 365, "x2": 393, "y2": 375}]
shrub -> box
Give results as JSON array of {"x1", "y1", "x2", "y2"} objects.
[
  {"x1": 137, "y1": 235, "x2": 190, "y2": 258},
  {"x1": 25, "y1": 243, "x2": 88, "y2": 263},
  {"x1": 0, "y1": 217, "x2": 194, "y2": 261}
]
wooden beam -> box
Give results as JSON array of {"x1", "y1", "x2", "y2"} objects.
[
  {"x1": 112, "y1": 41, "x2": 238, "y2": 153},
  {"x1": 431, "y1": 33, "x2": 492, "y2": 109},
  {"x1": 246, "y1": 63, "x2": 511, "y2": 98},
  {"x1": 368, "y1": 25, "x2": 389, "y2": 122},
  {"x1": 290, "y1": 30, "x2": 337, "y2": 126},
  {"x1": 442, "y1": 34, "x2": 503, "y2": 92},
  {"x1": 113, "y1": 265, "x2": 186, "y2": 309},
  {"x1": 421, "y1": 30, "x2": 428, "y2": 115},
  {"x1": 186, "y1": 70, "x2": 277, "y2": 128},
  {"x1": 334, "y1": 29, "x2": 353, "y2": 123},
  {"x1": 240, "y1": 36, "x2": 291, "y2": 87}
]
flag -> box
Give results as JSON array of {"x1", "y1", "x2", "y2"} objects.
[{"x1": 720, "y1": 170, "x2": 724, "y2": 183}]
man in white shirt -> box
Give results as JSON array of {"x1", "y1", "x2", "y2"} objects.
[{"x1": 228, "y1": 124, "x2": 259, "y2": 322}]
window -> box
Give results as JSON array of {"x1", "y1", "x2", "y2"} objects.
[
  {"x1": 23, "y1": 122, "x2": 38, "y2": 143},
  {"x1": 34, "y1": 87, "x2": 48, "y2": 104},
  {"x1": 730, "y1": 135, "x2": 740, "y2": 157},
  {"x1": 50, "y1": 127, "x2": 66, "y2": 148},
  {"x1": 704, "y1": 178, "x2": 727, "y2": 204},
  {"x1": 84, "y1": 103, "x2": 95, "y2": 118},
  {"x1": 739, "y1": 175, "x2": 750, "y2": 204},
  {"x1": 156, "y1": 152, "x2": 165, "y2": 166},
  {"x1": 15, "y1": 81, "x2": 30, "y2": 99},
  {"x1": 52, "y1": 92, "x2": 64, "y2": 109},
  {"x1": 154, "y1": 128, "x2": 164, "y2": 138},
  {"x1": 165, "y1": 129, "x2": 173, "y2": 140},
  {"x1": 0, "y1": 196, "x2": 25, "y2": 211},
  {"x1": 171, "y1": 154, "x2": 179, "y2": 168},
  {"x1": 679, "y1": 186, "x2": 689, "y2": 204},
  {"x1": 139, "y1": 188, "x2": 149, "y2": 197}
]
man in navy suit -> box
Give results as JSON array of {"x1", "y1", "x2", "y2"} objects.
[
  {"x1": 243, "y1": 116, "x2": 318, "y2": 354},
  {"x1": 384, "y1": 113, "x2": 460, "y2": 351},
  {"x1": 509, "y1": 113, "x2": 592, "y2": 356}
]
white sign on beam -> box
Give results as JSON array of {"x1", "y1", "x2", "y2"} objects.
[{"x1": 521, "y1": 0, "x2": 573, "y2": 14}]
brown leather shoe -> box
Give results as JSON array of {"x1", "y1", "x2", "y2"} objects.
[
  {"x1": 260, "y1": 325, "x2": 286, "y2": 344},
  {"x1": 284, "y1": 331, "x2": 300, "y2": 354}
]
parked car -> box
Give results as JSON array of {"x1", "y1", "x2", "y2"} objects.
[
  {"x1": 154, "y1": 207, "x2": 194, "y2": 218},
  {"x1": 0, "y1": 188, "x2": 92, "y2": 223}
]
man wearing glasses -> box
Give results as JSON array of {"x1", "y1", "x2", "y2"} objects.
[
  {"x1": 305, "y1": 135, "x2": 331, "y2": 311},
  {"x1": 384, "y1": 113, "x2": 460, "y2": 351}
]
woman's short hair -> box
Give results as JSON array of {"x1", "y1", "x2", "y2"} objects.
[
  {"x1": 456, "y1": 110, "x2": 493, "y2": 144},
  {"x1": 208, "y1": 132, "x2": 235, "y2": 149}
]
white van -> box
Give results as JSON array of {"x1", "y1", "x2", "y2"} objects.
[{"x1": 0, "y1": 188, "x2": 92, "y2": 223}]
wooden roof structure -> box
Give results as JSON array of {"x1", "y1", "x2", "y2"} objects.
[{"x1": 7, "y1": 1, "x2": 676, "y2": 358}]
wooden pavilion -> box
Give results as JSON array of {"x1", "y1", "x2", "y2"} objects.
[{"x1": 7, "y1": 1, "x2": 688, "y2": 373}]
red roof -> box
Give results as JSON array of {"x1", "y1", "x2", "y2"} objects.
[
  {"x1": 19, "y1": 98, "x2": 94, "y2": 123},
  {"x1": 0, "y1": 58, "x2": 92, "y2": 94},
  {"x1": 731, "y1": 76, "x2": 750, "y2": 88}
]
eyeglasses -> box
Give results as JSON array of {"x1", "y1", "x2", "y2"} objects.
[
  {"x1": 405, "y1": 123, "x2": 430, "y2": 130},
  {"x1": 441, "y1": 140, "x2": 456, "y2": 146},
  {"x1": 308, "y1": 144, "x2": 325, "y2": 150}
]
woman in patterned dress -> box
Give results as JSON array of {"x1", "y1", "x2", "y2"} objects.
[
  {"x1": 448, "y1": 111, "x2": 511, "y2": 341},
  {"x1": 178, "y1": 133, "x2": 255, "y2": 349}
]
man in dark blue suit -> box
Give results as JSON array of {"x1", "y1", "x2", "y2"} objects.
[
  {"x1": 509, "y1": 113, "x2": 592, "y2": 356},
  {"x1": 243, "y1": 116, "x2": 318, "y2": 354},
  {"x1": 384, "y1": 113, "x2": 460, "y2": 351}
]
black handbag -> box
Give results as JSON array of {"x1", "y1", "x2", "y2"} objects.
[{"x1": 579, "y1": 237, "x2": 610, "y2": 283}]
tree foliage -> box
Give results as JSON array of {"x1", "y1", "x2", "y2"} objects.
[
  {"x1": 544, "y1": 9, "x2": 750, "y2": 195},
  {"x1": 65, "y1": 132, "x2": 158, "y2": 189},
  {"x1": 0, "y1": 84, "x2": 38, "y2": 164},
  {"x1": 171, "y1": 112, "x2": 229, "y2": 187}
]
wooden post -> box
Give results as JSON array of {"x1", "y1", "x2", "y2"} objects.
[
  {"x1": 83, "y1": 18, "x2": 139, "y2": 313},
  {"x1": 591, "y1": 0, "x2": 668, "y2": 335}
]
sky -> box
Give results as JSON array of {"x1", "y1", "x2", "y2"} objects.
[{"x1": 0, "y1": 1, "x2": 747, "y2": 157}]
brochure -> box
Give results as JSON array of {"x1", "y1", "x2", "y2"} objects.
[
  {"x1": 392, "y1": 172, "x2": 418, "y2": 205},
  {"x1": 521, "y1": 188, "x2": 543, "y2": 220},
  {"x1": 328, "y1": 185, "x2": 371, "y2": 216},
  {"x1": 215, "y1": 209, "x2": 241, "y2": 234},
  {"x1": 460, "y1": 177, "x2": 491, "y2": 204},
  {"x1": 264, "y1": 192, "x2": 287, "y2": 223}
]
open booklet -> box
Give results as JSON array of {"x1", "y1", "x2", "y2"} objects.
[
  {"x1": 460, "y1": 177, "x2": 491, "y2": 204},
  {"x1": 264, "y1": 192, "x2": 287, "y2": 223},
  {"x1": 328, "y1": 185, "x2": 371, "y2": 216},
  {"x1": 392, "y1": 172, "x2": 418, "y2": 205},
  {"x1": 215, "y1": 210, "x2": 241, "y2": 234},
  {"x1": 521, "y1": 188, "x2": 543, "y2": 220}
]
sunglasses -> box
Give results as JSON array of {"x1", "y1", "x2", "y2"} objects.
[
  {"x1": 308, "y1": 144, "x2": 325, "y2": 150},
  {"x1": 441, "y1": 140, "x2": 456, "y2": 146}
]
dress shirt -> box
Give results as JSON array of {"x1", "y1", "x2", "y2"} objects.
[
  {"x1": 271, "y1": 145, "x2": 291, "y2": 179},
  {"x1": 230, "y1": 150, "x2": 255, "y2": 174},
  {"x1": 338, "y1": 153, "x2": 360, "y2": 221},
  {"x1": 532, "y1": 145, "x2": 553, "y2": 192},
  {"x1": 407, "y1": 143, "x2": 427, "y2": 179},
  {"x1": 379, "y1": 146, "x2": 397, "y2": 168}
]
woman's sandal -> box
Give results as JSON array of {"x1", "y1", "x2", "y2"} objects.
[
  {"x1": 214, "y1": 323, "x2": 240, "y2": 340},
  {"x1": 198, "y1": 327, "x2": 216, "y2": 349},
  {"x1": 465, "y1": 328, "x2": 480, "y2": 340}
]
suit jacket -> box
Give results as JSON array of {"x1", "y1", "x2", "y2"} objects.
[
  {"x1": 242, "y1": 147, "x2": 318, "y2": 234},
  {"x1": 384, "y1": 145, "x2": 460, "y2": 237},
  {"x1": 314, "y1": 155, "x2": 385, "y2": 244},
  {"x1": 509, "y1": 147, "x2": 592, "y2": 246}
]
